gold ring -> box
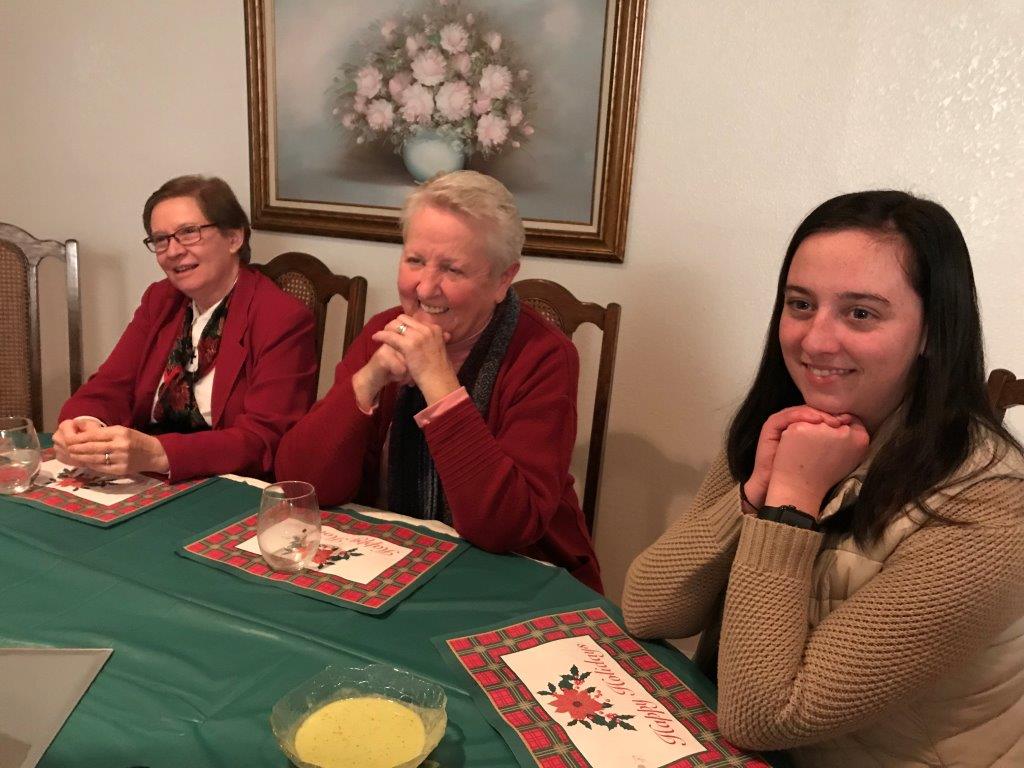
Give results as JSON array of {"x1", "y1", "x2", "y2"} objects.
[
  {"x1": 104, "y1": 451, "x2": 111, "y2": 465},
  {"x1": 397, "y1": 322, "x2": 407, "y2": 336}
]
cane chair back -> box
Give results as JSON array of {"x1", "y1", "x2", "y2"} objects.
[
  {"x1": 0, "y1": 223, "x2": 83, "y2": 428},
  {"x1": 513, "y1": 278, "x2": 621, "y2": 534},
  {"x1": 987, "y1": 368, "x2": 1024, "y2": 422},
  {"x1": 253, "y1": 252, "x2": 367, "y2": 364}
]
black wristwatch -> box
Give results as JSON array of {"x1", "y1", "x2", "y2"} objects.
[{"x1": 757, "y1": 504, "x2": 817, "y2": 530}]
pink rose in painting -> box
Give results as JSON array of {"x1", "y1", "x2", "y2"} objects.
[
  {"x1": 389, "y1": 71, "x2": 413, "y2": 104},
  {"x1": 380, "y1": 19, "x2": 398, "y2": 42},
  {"x1": 439, "y1": 22, "x2": 469, "y2": 54},
  {"x1": 411, "y1": 48, "x2": 447, "y2": 87},
  {"x1": 400, "y1": 83, "x2": 435, "y2": 124},
  {"x1": 365, "y1": 98, "x2": 395, "y2": 131},
  {"x1": 521, "y1": 124, "x2": 534, "y2": 136},
  {"x1": 466, "y1": 13, "x2": 475, "y2": 25},
  {"x1": 472, "y1": 91, "x2": 491, "y2": 116},
  {"x1": 506, "y1": 104, "x2": 523, "y2": 127},
  {"x1": 354, "y1": 65, "x2": 383, "y2": 98},
  {"x1": 478, "y1": 64, "x2": 512, "y2": 100},
  {"x1": 476, "y1": 114, "x2": 508, "y2": 148},
  {"x1": 435, "y1": 80, "x2": 472, "y2": 121},
  {"x1": 518, "y1": 69, "x2": 530, "y2": 82},
  {"x1": 341, "y1": 111, "x2": 358, "y2": 128},
  {"x1": 451, "y1": 52, "x2": 471, "y2": 77},
  {"x1": 483, "y1": 31, "x2": 502, "y2": 52},
  {"x1": 353, "y1": 95, "x2": 368, "y2": 114},
  {"x1": 406, "y1": 33, "x2": 426, "y2": 58}
]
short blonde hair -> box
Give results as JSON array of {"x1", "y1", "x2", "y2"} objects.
[{"x1": 400, "y1": 170, "x2": 524, "y2": 273}]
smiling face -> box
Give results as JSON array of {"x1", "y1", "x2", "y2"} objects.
[
  {"x1": 149, "y1": 196, "x2": 242, "y2": 312},
  {"x1": 779, "y1": 228, "x2": 926, "y2": 433},
  {"x1": 397, "y1": 204, "x2": 519, "y2": 343}
]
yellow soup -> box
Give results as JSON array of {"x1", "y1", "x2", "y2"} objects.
[{"x1": 293, "y1": 696, "x2": 427, "y2": 768}]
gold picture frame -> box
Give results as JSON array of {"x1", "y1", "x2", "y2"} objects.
[{"x1": 245, "y1": 0, "x2": 646, "y2": 263}]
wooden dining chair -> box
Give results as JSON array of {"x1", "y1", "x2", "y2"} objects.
[
  {"x1": 513, "y1": 279, "x2": 621, "y2": 535},
  {"x1": 987, "y1": 368, "x2": 1024, "y2": 422},
  {"x1": 253, "y1": 252, "x2": 368, "y2": 363},
  {"x1": 0, "y1": 223, "x2": 83, "y2": 428}
]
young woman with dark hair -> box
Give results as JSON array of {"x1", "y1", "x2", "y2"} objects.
[{"x1": 622, "y1": 191, "x2": 1024, "y2": 766}]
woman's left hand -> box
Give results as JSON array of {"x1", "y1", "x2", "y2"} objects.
[
  {"x1": 62, "y1": 425, "x2": 171, "y2": 476},
  {"x1": 371, "y1": 314, "x2": 460, "y2": 404}
]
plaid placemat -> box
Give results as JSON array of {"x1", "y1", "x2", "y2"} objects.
[
  {"x1": 178, "y1": 507, "x2": 467, "y2": 615},
  {"x1": 8, "y1": 450, "x2": 210, "y2": 527},
  {"x1": 436, "y1": 604, "x2": 771, "y2": 768}
]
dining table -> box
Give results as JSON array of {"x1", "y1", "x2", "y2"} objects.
[{"x1": 0, "y1": 470, "x2": 787, "y2": 768}]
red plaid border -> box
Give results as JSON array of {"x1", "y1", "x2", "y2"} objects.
[
  {"x1": 14, "y1": 449, "x2": 208, "y2": 527},
  {"x1": 444, "y1": 607, "x2": 771, "y2": 768},
  {"x1": 180, "y1": 508, "x2": 465, "y2": 614}
]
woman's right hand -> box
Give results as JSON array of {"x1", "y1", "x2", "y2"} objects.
[
  {"x1": 52, "y1": 418, "x2": 94, "y2": 464},
  {"x1": 351, "y1": 344, "x2": 410, "y2": 412},
  {"x1": 744, "y1": 406, "x2": 853, "y2": 510}
]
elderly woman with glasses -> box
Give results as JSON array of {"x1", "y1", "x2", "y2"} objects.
[
  {"x1": 276, "y1": 171, "x2": 601, "y2": 592},
  {"x1": 53, "y1": 174, "x2": 317, "y2": 481}
]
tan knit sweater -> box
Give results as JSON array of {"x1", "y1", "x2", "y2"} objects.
[{"x1": 622, "y1": 449, "x2": 1024, "y2": 764}]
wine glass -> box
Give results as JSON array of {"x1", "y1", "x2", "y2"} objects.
[
  {"x1": 0, "y1": 417, "x2": 41, "y2": 494},
  {"x1": 256, "y1": 481, "x2": 321, "y2": 572}
]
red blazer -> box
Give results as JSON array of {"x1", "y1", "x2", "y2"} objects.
[
  {"x1": 276, "y1": 305, "x2": 603, "y2": 593},
  {"x1": 60, "y1": 267, "x2": 317, "y2": 481}
]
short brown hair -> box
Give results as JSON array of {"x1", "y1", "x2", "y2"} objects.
[{"x1": 142, "y1": 175, "x2": 251, "y2": 263}]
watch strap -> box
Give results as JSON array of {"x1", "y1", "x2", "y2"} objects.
[{"x1": 757, "y1": 504, "x2": 817, "y2": 530}]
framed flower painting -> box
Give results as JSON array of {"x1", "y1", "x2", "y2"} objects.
[{"x1": 244, "y1": 0, "x2": 647, "y2": 262}]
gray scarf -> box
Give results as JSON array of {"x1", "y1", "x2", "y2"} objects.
[{"x1": 387, "y1": 289, "x2": 520, "y2": 523}]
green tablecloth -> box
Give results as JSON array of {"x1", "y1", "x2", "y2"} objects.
[{"x1": 0, "y1": 477, "x2": 780, "y2": 768}]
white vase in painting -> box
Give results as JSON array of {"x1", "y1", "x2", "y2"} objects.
[{"x1": 401, "y1": 130, "x2": 466, "y2": 183}]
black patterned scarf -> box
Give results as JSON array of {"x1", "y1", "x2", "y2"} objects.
[
  {"x1": 149, "y1": 294, "x2": 231, "y2": 435},
  {"x1": 387, "y1": 289, "x2": 520, "y2": 523}
]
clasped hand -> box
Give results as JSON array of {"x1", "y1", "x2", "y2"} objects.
[
  {"x1": 52, "y1": 419, "x2": 170, "y2": 476},
  {"x1": 744, "y1": 405, "x2": 870, "y2": 519},
  {"x1": 352, "y1": 315, "x2": 459, "y2": 410}
]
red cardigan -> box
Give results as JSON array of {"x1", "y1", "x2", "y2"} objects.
[
  {"x1": 59, "y1": 267, "x2": 317, "y2": 481},
  {"x1": 276, "y1": 305, "x2": 602, "y2": 592}
]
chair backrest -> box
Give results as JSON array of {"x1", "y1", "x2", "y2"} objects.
[
  {"x1": 513, "y1": 278, "x2": 621, "y2": 534},
  {"x1": 987, "y1": 368, "x2": 1024, "y2": 422},
  {"x1": 252, "y1": 252, "x2": 368, "y2": 363},
  {"x1": 0, "y1": 223, "x2": 83, "y2": 428}
]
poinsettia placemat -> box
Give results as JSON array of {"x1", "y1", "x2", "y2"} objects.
[
  {"x1": 178, "y1": 507, "x2": 467, "y2": 615},
  {"x1": 436, "y1": 604, "x2": 771, "y2": 768},
  {"x1": 8, "y1": 452, "x2": 210, "y2": 527}
]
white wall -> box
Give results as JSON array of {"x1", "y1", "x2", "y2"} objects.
[{"x1": 2, "y1": 1, "x2": 1022, "y2": 604}]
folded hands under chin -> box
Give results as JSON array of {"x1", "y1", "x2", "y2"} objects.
[
  {"x1": 354, "y1": 314, "x2": 460, "y2": 410},
  {"x1": 744, "y1": 405, "x2": 870, "y2": 518},
  {"x1": 52, "y1": 419, "x2": 170, "y2": 476}
]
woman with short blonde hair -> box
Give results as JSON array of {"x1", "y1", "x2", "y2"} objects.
[{"x1": 278, "y1": 171, "x2": 601, "y2": 591}]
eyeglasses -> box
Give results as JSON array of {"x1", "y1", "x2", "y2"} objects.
[{"x1": 143, "y1": 223, "x2": 219, "y2": 254}]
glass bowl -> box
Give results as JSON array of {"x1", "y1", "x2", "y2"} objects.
[{"x1": 270, "y1": 663, "x2": 447, "y2": 768}]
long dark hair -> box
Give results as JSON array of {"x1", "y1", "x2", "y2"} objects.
[{"x1": 726, "y1": 190, "x2": 1019, "y2": 546}]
